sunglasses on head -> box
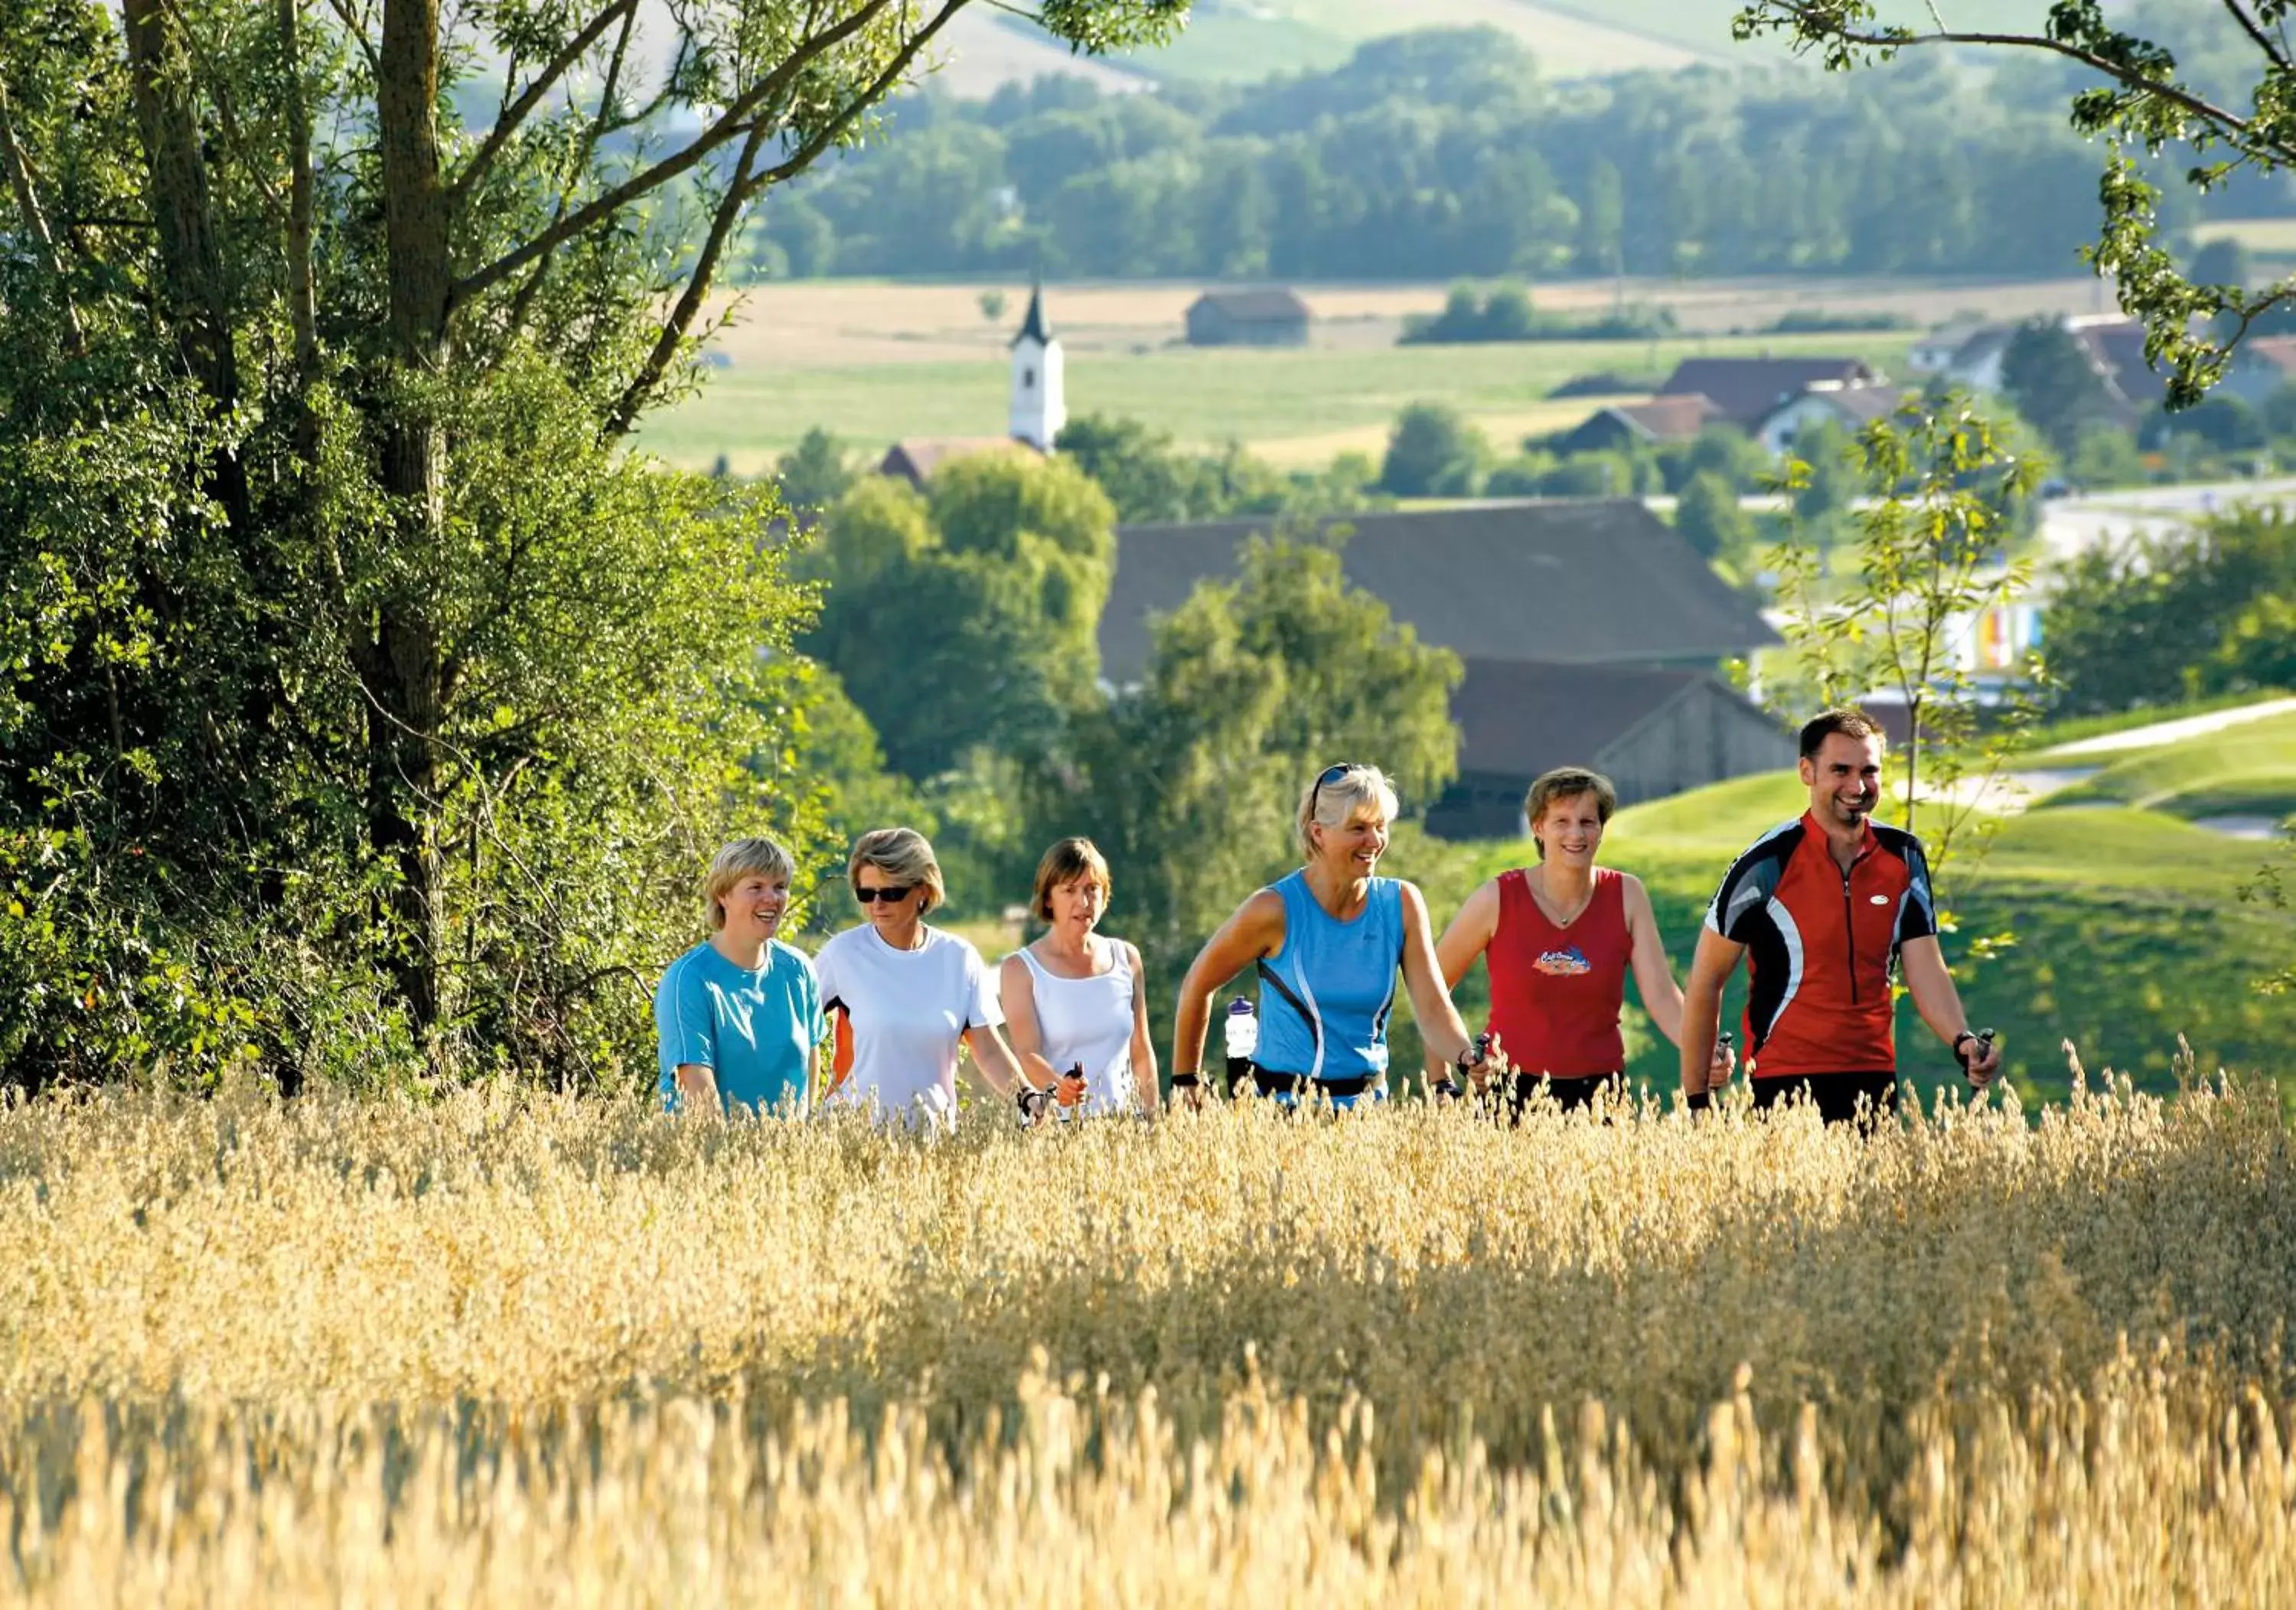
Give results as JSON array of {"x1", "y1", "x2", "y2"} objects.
[
  {"x1": 1311, "y1": 761, "x2": 1362, "y2": 816},
  {"x1": 854, "y1": 885, "x2": 915, "y2": 904}
]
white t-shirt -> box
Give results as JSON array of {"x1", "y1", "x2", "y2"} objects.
[{"x1": 814, "y1": 924, "x2": 1003, "y2": 1126}]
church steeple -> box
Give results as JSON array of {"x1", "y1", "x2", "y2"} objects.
[
  {"x1": 1012, "y1": 280, "x2": 1052, "y2": 348},
  {"x1": 1009, "y1": 278, "x2": 1065, "y2": 451}
]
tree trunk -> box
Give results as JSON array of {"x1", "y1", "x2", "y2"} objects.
[
  {"x1": 370, "y1": 0, "x2": 455, "y2": 1033},
  {"x1": 121, "y1": 0, "x2": 249, "y2": 526}
]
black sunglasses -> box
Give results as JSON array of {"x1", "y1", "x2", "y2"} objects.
[
  {"x1": 854, "y1": 885, "x2": 915, "y2": 904},
  {"x1": 1311, "y1": 761, "x2": 1362, "y2": 816}
]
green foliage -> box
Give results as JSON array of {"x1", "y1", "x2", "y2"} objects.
[
  {"x1": 1378, "y1": 404, "x2": 1488, "y2": 497},
  {"x1": 1045, "y1": 534, "x2": 1461, "y2": 975},
  {"x1": 2042, "y1": 507, "x2": 2296, "y2": 715},
  {"x1": 1732, "y1": 0, "x2": 2288, "y2": 408},
  {"x1": 753, "y1": 24, "x2": 2165, "y2": 283},
  {"x1": 0, "y1": 0, "x2": 1191, "y2": 1086},
  {"x1": 2067, "y1": 422, "x2": 2149, "y2": 489},
  {"x1": 1398, "y1": 281, "x2": 1679, "y2": 345},
  {"x1": 802, "y1": 455, "x2": 1116, "y2": 780},
  {"x1": 1674, "y1": 471, "x2": 1752, "y2": 560},
  {"x1": 2002, "y1": 319, "x2": 2120, "y2": 455},
  {"x1": 775, "y1": 429, "x2": 857, "y2": 516},
  {"x1": 1768, "y1": 392, "x2": 2048, "y2": 900}
]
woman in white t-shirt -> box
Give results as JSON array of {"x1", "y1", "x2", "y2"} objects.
[
  {"x1": 1000, "y1": 838, "x2": 1158, "y2": 1117},
  {"x1": 814, "y1": 827, "x2": 1082, "y2": 1129}
]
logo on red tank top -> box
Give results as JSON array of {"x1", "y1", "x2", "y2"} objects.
[{"x1": 1533, "y1": 946, "x2": 1592, "y2": 977}]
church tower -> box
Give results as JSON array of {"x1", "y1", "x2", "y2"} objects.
[{"x1": 1009, "y1": 281, "x2": 1065, "y2": 451}]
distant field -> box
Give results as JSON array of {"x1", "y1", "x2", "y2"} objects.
[
  {"x1": 2192, "y1": 217, "x2": 2296, "y2": 256},
  {"x1": 1095, "y1": 0, "x2": 1716, "y2": 83},
  {"x1": 646, "y1": 275, "x2": 2105, "y2": 472},
  {"x1": 1545, "y1": 0, "x2": 2062, "y2": 57}
]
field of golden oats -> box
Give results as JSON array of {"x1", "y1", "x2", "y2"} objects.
[{"x1": 2, "y1": 1071, "x2": 2292, "y2": 1604}]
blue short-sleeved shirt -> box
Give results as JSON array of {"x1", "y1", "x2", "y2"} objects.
[{"x1": 654, "y1": 939, "x2": 822, "y2": 1115}]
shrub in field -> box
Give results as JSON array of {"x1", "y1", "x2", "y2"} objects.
[{"x1": 1, "y1": 1076, "x2": 2293, "y2": 1601}]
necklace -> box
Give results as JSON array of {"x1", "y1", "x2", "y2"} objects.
[{"x1": 1530, "y1": 867, "x2": 1596, "y2": 929}]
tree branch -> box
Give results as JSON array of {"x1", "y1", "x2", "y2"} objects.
[
  {"x1": 450, "y1": 0, "x2": 638, "y2": 203},
  {"x1": 1750, "y1": 5, "x2": 2295, "y2": 165},
  {"x1": 601, "y1": 0, "x2": 968, "y2": 436},
  {"x1": 0, "y1": 79, "x2": 85, "y2": 351},
  {"x1": 451, "y1": 0, "x2": 906, "y2": 308},
  {"x1": 2220, "y1": 0, "x2": 2291, "y2": 73}
]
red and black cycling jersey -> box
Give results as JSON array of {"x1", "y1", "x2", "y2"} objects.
[{"x1": 1702, "y1": 813, "x2": 1938, "y2": 1078}]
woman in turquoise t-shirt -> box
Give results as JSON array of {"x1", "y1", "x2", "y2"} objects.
[{"x1": 654, "y1": 836, "x2": 822, "y2": 1116}]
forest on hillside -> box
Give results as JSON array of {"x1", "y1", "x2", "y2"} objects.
[{"x1": 741, "y1": 12, "x2": 2290, "y2": 284}]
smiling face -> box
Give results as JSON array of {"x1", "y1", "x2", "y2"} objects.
[
  {"x1": 1045, "y1": 873, "x2": 1107, "y2": 936},
  {"x1": 1802, "y1": 731, "x2": 1885, "y2": 832},
  {"x1": 1534, "y1": 790, "x2": 1606, "y2": 867},
  {"x1": 1313, "y1": 804, "x2": 1391, "y2": 878},
  {"x1": 718, "y1": 871, "x2": 790, "y2": 947}
]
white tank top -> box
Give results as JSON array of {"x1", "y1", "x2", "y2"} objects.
[{"x1": 1013, "y1": 939, "x2": 1137, "y2": 1114}]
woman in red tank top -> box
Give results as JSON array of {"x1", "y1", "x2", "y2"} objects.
[{"x1": 1433, "y1": 767, "x2": 1732, "y2": 1115}]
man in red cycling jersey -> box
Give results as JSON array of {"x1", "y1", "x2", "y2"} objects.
[{"x1": 1679, "y1": 707, "x2": 2003, "y2": 1124}]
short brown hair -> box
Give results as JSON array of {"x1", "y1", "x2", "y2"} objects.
[
  {"x1": 1522, "y1": 768, "x2": 1617, "y2": 860},
  {"x1": 846, "y1": 826, "x2": 946, "y2": 915},
  {"x1": 703, "y1": 836, "x2": 796, "y2": 929},
  {"x1": 1799, "y1": 707, "x2": 1887, "y2": 761},
  {"x1": 1030, "y1": 837, "x2": 1111, "y2": 921}
]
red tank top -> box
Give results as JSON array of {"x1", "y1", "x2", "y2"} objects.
[{"x1": 1485, "y1": 867, "x2": 1629, "y2": 1078}]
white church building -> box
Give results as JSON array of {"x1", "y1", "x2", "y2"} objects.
[{"x1": 877, "y1": 282, "x2": 1065, "y2": 486}]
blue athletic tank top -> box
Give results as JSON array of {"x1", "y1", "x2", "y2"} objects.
[{"x1": 1254, "y1": 870, "x2": 1405, "y2": 1084}]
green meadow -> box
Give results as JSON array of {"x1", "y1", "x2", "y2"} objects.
[{"x1": 641, "y1": 330, "x2": 1917, "y2": 473}]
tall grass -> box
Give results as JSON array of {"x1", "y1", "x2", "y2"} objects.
[{"x1": 2, "y1": 1071, "x2": 2293, "y2": 1602}]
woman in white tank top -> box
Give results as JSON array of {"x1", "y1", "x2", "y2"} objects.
[{"x1": 1000, "y1": 839, "x2": 1159, "y2": 1116}]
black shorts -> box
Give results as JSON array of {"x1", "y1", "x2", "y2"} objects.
[
  {"x1": 1751, "y1": 1071, "x2": 1900, "y2": 1128},
  {"x1": 1497, "y1": 1072, "x2": 1624, "y2": 1122}
]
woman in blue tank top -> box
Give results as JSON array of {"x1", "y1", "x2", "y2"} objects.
[{"x1": 1169, "y1": 763, "x2": 1492, "y2": 1109}]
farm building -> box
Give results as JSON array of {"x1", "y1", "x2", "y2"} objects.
[
  {"x1": 877, "y1": 438, "x2": 1041, "y2": 487},
  {"x1": 1431, "y1": 660, "x2": 1794, "y2": 839},
  {"x1": 1098, "y1": 500, "x2": 1786, "y2": 836},
  {"x1": 1185, "y1": 288, "x2": 1312, "y2": 347},
  {"x1": 1750, "y1": 382, "x2": 1913, "y2": 455},
  {"x1": 1656, "y1": 356, "x2": 1884, "y2": 429},
  {"x1": 1555, "y1": 393, "x2": 1725, "y2": 456}
]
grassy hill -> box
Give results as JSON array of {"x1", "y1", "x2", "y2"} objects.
[
  {"x1": 1388, "y1": 710, "x2": 2296, "y2": 1111},
  {"x1": 1071, "y1": 0, "x2": 2068, "y2": 86}
]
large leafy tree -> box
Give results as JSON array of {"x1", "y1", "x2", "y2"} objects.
[
  {"x1": 0, "y1": 0, "x2": 1185, "y2": 1080},
  {"x1": 1733, "y1": 0, "x2": 2296, "y2": 406},
  {"x1": 1046, "y1": 533, "x2": 1461, "y2": 966},
  {"x1": 802, "y1": 454, "x2": 1117, "y2": 781}
]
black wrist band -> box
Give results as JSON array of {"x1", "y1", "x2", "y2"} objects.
[
  {"x1": 1686, "y1": 1091, "x2": 1712, "y2": 1112},
  {"x1": 1952, "y1": 1030, "x2": 1978, "y2": 1056},
  {"x1": 1431, "y1": 1079, "x2": 1462, "y2": 1100},
  {"x1": 1170, "y1": 1072, "x2": 1202, "y2": 1088}
]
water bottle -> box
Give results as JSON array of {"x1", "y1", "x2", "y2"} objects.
[{"x1": 1222, "y1": 997, "x2": 1257, "y2": 1097}]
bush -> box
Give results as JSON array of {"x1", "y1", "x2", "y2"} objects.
[{"x1": 1378, "y1": 403, "x2": 1489, "y2": 497}]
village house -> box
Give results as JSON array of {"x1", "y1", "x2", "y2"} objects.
[
  {"x1": 1750, "y1": 380, "x2": 1913, "y2": 455},
  {"x1": 1097, "y1": 501, "x2": 1787, "y2": 837},
  {"x1": 1184, "y1": 288, "x2": 1313, "y2": 347},
  {"x1": 1654, "y1": 355, "x2": 1885, "y2": 429},
  {"x1": 1554, "y1": 393, "x2": 1725, "y2": 456}
]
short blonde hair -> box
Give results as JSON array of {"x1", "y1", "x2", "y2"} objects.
[
  {"x1": 846, "y1": 826, "x2": 946, "y2": 915},
  {"x1": 1522, "y1": 768, "x2": 1618, "y2": 861},
  {"x1": 1031, "y1": 837, "x2": 1112, "y2": 921},
  {"x1": 1295, "y1": 763, "x2": 1401, "y2": 856},
  {"x1": 703, "y1": 836, "x2": 796, "y2": 929}
]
